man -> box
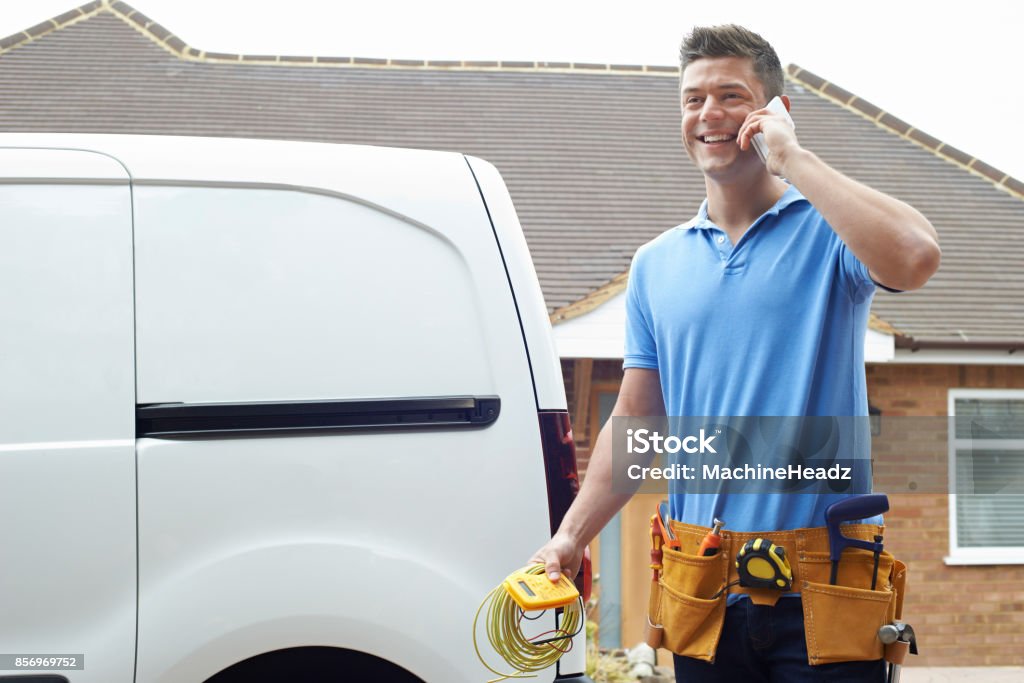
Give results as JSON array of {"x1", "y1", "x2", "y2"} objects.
[{"x1": 530, "y1": 25, "x2": 939, "y2": 681}]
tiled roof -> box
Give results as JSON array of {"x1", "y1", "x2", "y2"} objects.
[{"x1": 2, "y1": 1, "x2": 1022, "y2": 349}]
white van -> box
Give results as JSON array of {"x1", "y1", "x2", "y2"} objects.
[{"x1": 0, "y1": 134, "x2": 592, "y2": 683}]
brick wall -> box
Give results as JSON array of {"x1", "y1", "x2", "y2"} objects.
[
  {"x1": 867, "y1": 363, "x2": 1024, "y2": 665},
  {"x1": 565, "y1": 360, "x2": 1024, "y2": 665}
]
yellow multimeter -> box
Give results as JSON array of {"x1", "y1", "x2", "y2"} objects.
[{"x1": 502, "y1": 565, "x2": 580, "y2": 610}]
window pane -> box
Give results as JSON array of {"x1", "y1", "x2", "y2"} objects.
[
  {"x1": 956, "y1": 494, "x2": 1024, "y2": 547},
  {"x1": 954, "y1": 398, "x2": 1024, "y2": 439},
  {"x1": 955, "y1": 448, "x2": 1024, "y2": 495}
]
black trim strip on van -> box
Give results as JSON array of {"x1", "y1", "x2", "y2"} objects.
[{"x1": 136, "y1": 396, "x2": 500, "y2": 437}]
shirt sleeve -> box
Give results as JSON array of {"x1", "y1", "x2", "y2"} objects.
[
  {"x1": 837, "y1": 239, "x2": 880, "y2": 303},
  {"x1": 623, "y1": 254, "x2": 659, "y2": 370}
]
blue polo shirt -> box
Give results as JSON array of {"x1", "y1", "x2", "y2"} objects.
[{"x1": 624, "y1": 184, "x2": 881, "y2": 531}]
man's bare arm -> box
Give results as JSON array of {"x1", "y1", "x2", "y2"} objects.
[
  {"x1": 739, "y1": 105, "x2": 941, "y2": 291},
  {"x1": 529, "y1": 367, "x2": 665, "y2": 581}
]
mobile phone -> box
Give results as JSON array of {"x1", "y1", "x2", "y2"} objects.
[{"x1": 751, "y1": 96, "x2": 795, "y2": 164}]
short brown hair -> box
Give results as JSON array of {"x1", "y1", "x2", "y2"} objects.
[{"x1": 679, "y1": 25, "x2": 784, "y2": 101}]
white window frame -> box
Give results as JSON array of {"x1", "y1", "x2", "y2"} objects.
[{"x1": 946, "y1": 388, "x2": 1024, "y2": 565}]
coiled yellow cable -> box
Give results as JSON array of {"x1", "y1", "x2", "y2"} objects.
[{"x1": 472, "y1": 564, "x2": 584, "y2": 683}]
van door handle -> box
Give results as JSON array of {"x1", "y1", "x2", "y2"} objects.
[{"x1": 136, "y1": 395, "x2": 501, "y2": 437}]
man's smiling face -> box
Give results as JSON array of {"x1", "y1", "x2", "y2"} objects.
[{"x1": 680, "y1": 56, "x2": 767, "y2": 179}]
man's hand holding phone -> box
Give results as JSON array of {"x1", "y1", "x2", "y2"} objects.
[{"x1": 738, "y1": 95, "x2": 798, "y2": 176}]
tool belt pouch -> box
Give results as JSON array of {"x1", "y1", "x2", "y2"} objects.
[
  {"x1": 644, "y1": 577, "x2": 664, "y2": 649},
  {"x1": 892, "y1": 558, "x2": 908, "y2": 620},
  {"x1": 649, "y1": 547, "x2": 727, "y2": 662},
  {"x1": 884, "y1": 639, "x2": 910, "y2": 666},
  {"x1": 797, "y1": 548, "x2": 900, "y2": 665},
  {"x1": 881, "y1": 558, "x2": 911, "y2": 666}
]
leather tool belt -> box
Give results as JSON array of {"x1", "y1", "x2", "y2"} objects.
[{"x1": 645, "y1": 519, "x2": 908, "y2": 665}]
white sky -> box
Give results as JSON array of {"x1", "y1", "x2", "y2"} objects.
[{"x1": 2, "y1": 0, "x2": 1023, "y2": 183}]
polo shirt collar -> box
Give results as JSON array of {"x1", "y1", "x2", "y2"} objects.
[{"x1": 683, "y1": 183, "x2": 808, "y2": 231}]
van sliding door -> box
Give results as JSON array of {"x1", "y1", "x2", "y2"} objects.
[{"x1": 131, "y1": 171, "x2": 549, "y2": 682}]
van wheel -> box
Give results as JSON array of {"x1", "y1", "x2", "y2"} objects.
[{"x1": 204, "y1": 646, "x2": 425, "y2": 683}]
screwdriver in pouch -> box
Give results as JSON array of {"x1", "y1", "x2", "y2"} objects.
[
  {"x1": 658, "y1": 501, "x2": 680, "y2": 551},
  {"x1": 698, "y1": 518, "x2": 725, "y2": 556}
]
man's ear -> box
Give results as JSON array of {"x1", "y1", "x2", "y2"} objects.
[{"x1": 781, "y1": 95, "x2": 792, "y2": 112}]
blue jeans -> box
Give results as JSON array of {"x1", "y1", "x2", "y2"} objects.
[{"x1": 673, "y1": 597, "x2": 886, "y2": 682}]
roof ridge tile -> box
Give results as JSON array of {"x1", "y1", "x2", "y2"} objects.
[
  {"x1": 787, "y1": 63, "x2": 1024, "y2": 201},
  {"x1": 6, "y1": 1, "x2": 688, "y2": 77},
  {"x1": 0, "y1": 1, "x2": 101, "y2": 56}
]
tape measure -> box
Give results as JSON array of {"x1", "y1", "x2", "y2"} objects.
[{"x1": 735, "y1": 538, "x2": 793, "y2": 590}]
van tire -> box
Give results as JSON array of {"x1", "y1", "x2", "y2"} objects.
[{"x1": 203, "y1": 646, "x2": 425, "y2": 683}]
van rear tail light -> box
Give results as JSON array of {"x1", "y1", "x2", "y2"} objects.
[
  {"x1": 538, "y1": 410, "x2": 590, "y2": 599},
  {"x1": 538, "y1": 411, "x2": 578, "y2": 533}
]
